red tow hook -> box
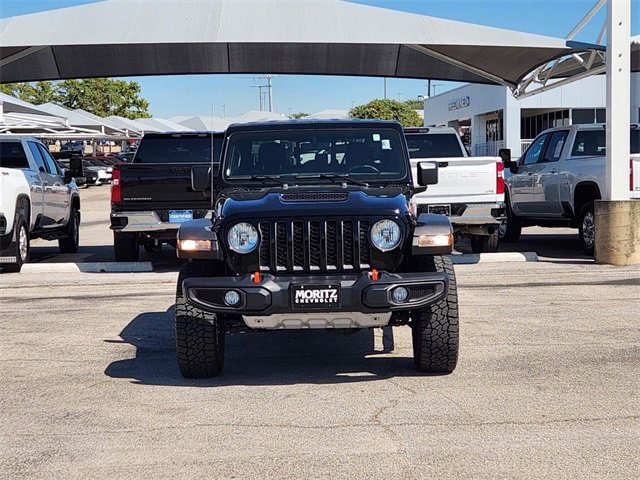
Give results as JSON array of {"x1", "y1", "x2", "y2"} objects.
[
  {"x1": 370, "y1": 268, "x2": 380, "y2": 281},
  {"x1": 251, "y1": 271, "x2": 262, "y2": 284}
]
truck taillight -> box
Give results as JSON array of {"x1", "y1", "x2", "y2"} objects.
[
  {"x1": 496, "y1": 161, "x2": 505, "y2": 195},
  {"x1": 111, "y1": 167, "x2": 122, "y2": 203}
]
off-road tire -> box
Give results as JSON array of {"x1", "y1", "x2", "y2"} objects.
[
  {"x1": 175, "y1": 261, "x2": 225, "y2": 378},
  {"x1": 470, "y1": 232, "x2": 499, "y2": 253},
  {"x1": 1, "y1": 216, "x2": 29, "y2": 273},
  {"x1": 59, "y1": 207, "x2": 80, "y2": 253},
  {"x1": 411, "y1": 255, "x2": 459, "y2": 374},
  {"x1": 499, "y1": 193, "x2": 522, "y2": 242},
  {"x1": 113, "y1": 231, "x2": 139, "y2": 262},
  {"x1": 578, "y1": 201, "x2": 595, "y2": 256}
]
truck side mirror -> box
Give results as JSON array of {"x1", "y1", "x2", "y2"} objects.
[
  {"x1": 498, "y1": 148, "x2": 518, "y2": 173},
  {"x1": 498, "y1": 148, "x2": 511, "y2": 165},
  {"x1": 191, "y1": 164, "x2": 219, "y2": 194},
  {"x1": 416, "y1": 161, "x2": 438, "y2": 186}
]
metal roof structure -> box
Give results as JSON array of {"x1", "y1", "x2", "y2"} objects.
[{"x1": 0, "y1": 0, "x2": 609, "y2": 96}]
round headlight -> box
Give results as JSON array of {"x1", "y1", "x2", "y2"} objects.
[
  {"x1": 370, "y1": 219, "x2": 401, "y2": 252},
  {"x1": 227, "y1": 222, "x2": 259, "y2": 254}
]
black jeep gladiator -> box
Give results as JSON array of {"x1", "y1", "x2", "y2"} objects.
[{"x1": 175, "y1": 119, "x2": 459, "y2": 377}]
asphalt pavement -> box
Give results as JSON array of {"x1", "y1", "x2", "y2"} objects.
[{"x1": 1, "y1": 186, "x2": 639, "y2": 479}]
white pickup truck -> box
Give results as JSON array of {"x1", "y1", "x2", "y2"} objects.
[
  {"x1": 0, "y1": 136, "x2": 83, "y2": 272},
  {"x1": 501, "y1": 123, "x2": 640, "y2": 255},
  {"x1": 405, "y1": 127, "x2": 506, "y2": 253}
]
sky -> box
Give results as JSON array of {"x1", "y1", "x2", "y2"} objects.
[{"x1": 1, "y1": 0, "x2": 638, "y2": 119}]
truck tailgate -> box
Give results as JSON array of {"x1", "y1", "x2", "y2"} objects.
[
  {"x1": 411, "y1": 156, "x2": 502, "y2": 204},
  {"x1": 115, "y1": 163, "x2": 211, "y2": 211}
]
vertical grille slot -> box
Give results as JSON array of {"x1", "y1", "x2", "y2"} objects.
[
  {"x1": 293, "y1": 221, "x2": 304, "y2": 271},
  {"x1": 325, "y1": 220, "x2": 338, "y2": 270},
  {"x1": 259, "y1": 222, "x2": 271, "y2": 271},
  {"x1": 309, "y1": 221, "x2": 321, "y2": 270},
  {"x1": 342, "y1": 220, "x2": 354, "y2": 268},
  {"x1": 359, "y1": 220, "x2": 371, "y2": 268},
  {"x1": 276, "y1": 222, "x2": 287, "y2": 271}
]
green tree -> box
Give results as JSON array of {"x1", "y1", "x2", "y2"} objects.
[
  {"x1": 0, "y1": 82, "x2": 58, "y2": 103},
  {"x1": 57, "y1": 78, "x2": 151, "y2": 119},
  {"x1": 1, "y1": 78, "x2": 151, "y2": 119},
  {"x1": 349, "y1": 99, "x2": 423, "y2": 127},
  {"x1": 403, "y1": 99, "x2": 425, "y2": 110},
  {"x1": 289, "y1": 112, "x2": 310, "y2": 119}
]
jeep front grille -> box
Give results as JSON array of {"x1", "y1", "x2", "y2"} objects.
[{"x1": 258, "y1": 219, "x2": 371, "y2": 272}]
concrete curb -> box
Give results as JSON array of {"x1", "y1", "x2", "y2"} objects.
[
  {"x1": 453, "y1": 251, "x2": 538, "y2": 264},
  {"x1": 21, "y1": 262, "x2": 154, "y2": 273}
]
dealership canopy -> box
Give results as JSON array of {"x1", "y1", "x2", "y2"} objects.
[{"x1": 0, "y1": 0, "x2": 615, "y2": 96}]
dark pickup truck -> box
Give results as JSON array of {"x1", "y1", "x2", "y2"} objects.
[{"x1": 110, "y1": 131, "x2": 224, "y2": 261}]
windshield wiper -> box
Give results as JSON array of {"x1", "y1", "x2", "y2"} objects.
[
  {"x1": 233, "y1": 174, "x2": 288, "y2": 186},
  {"x1": 294, "y1": 173, "x2": 369, "y2": 187}
]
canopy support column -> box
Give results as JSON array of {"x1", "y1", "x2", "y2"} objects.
[{"x1": 595, "y1": 0, "x2": 638, "y2": 265}]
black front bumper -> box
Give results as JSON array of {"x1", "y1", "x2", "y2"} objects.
[{"x1": 183, "y1": 270, "x2": 448, "y2": 315}]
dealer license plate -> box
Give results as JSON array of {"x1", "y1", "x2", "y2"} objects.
[
  {"x1": 291, "y1": 284, "x2": 341, "y2": 310},
  {"x1": 169, "y1": 210, "x2": 193, "y2": 223}
]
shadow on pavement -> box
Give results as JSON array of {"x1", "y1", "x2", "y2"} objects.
[
  {"x1": 104, "y1": 307, "x2": 426, "y2": 387},
  {"x1": 455, "y1": 229, "x2": 593, "y2": 263}
]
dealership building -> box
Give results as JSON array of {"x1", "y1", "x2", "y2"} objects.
[{"x1": 423, "y1": 72, "x2": 640, "y2": 157}]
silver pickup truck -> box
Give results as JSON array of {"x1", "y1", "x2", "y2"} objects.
[
  {"x1": 501, "y1": 123, "x2": 640, "y2": 255},
  {"x1": 0, "y1": 136, "x2": 82, "y2": 272}
]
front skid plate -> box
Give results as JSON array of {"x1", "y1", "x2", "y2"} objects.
[{"x1": 243, "y1": 312, "x2": 392, "y2": 329}]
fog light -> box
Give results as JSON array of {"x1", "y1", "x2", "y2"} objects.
[
  {"x1": 224, "y1": 290, "x2": 241, "y2": 306},
  {"x1": 392, "y1": 286, "x2": 409, "y2": 303}
]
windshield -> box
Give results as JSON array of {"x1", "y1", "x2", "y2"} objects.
[
  {"x1": 406, "y1": 133, "x2": 465, "y2": 158},
  {"x1": 223, "y1": 128, "x2": 408, "y2": 182},
  {"x1": 134, "y1": 135, "x2": 222, "y2": 164}
]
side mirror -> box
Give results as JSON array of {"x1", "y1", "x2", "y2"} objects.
[
  {"x1": 416, "y1": 161, "x2": 439, "y2": 186},
  {"x1": 498, "y1": 148, "x2": 511, "y2": 165},
  {"x1": 498, "y1": 148, "x2": 518, "y2": 174},
  {"x1": 191, "y1": 164, "x2": 219, "y2": 193}
]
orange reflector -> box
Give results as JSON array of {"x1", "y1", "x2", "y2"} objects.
[
  {"x1": 252, "y1": 271, "x2": 261, "y2": 284},
  {"x1": 370, "y1": 269, "x2": 380, "y2": 281}
]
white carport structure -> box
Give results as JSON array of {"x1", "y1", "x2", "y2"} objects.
[
  {"x1": 104, "y1": 116, "x2": 150, "y2": 136},
  {"x1": 134, "y1": 117, "x2": 194, "y2": 132},
  {"x1": 304, "y1": 109, "x2": 350, "y2": 120},
  {"x1": 0, "y1": 0, "x2": 610, "y2": 97},
  {"x1": 36, "y1": 103, "x2": 129, "y2": 138},
  {"x1": 174, "y1": 116, "x2": 229, "y2": 132},
  {"x1": 0, "y1": 92, "x2": 84, "y2": 136}
]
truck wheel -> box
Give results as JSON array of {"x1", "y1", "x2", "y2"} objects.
[
  {"x1": 175, "y1": 262, "x2": 225, "y2": 378},
  {"x1": 499, "y1": 195, "x2": 522, "y2": 242},
  {"x1": 113, "y1": 232, "x2": 139, "y2": 262},
  {"x1": 411, "y1": 255, "x2": 459, "y2": 374},
  {"x1": 1, "y1": 216, "x2": 30, "y2": 273},
  {"x1": 578, "y1": 201, "x2": 595, "y2": 256},
  {"x1": 470, "y1": 232, "x2": 499, "y2": 253},
  {"x1": 58, "y1": 207, "x2": 80, "y2": 253}
]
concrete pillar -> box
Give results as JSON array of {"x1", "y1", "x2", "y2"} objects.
[
  {"x1": 595, "y1": 200, "x2": 640, "y2": 265},
  {"x1": 595, "y1": 0, "x2": 638, "y2": 265}
]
